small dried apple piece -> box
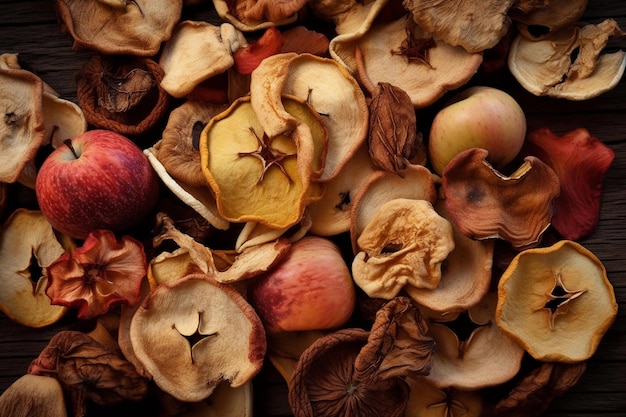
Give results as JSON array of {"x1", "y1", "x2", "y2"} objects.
[
  {"x1": 521, "y1": 127, "x2": 615, "y2": 240},
  {"x1": 0, "y1": 209, "x2": 68, "y2": 327},
  {"x1": 442, "y1": 148, "x2": 560, "y2": 249},
  {"x1": 212, "y1": 0, "x2": 298, "y2": 31},
  {"x1": 45, "y1": 230, "x2": 147, "y2": 320},
  {"x1": 234, "y1": 26, "x2": 283, "y2": 74}
]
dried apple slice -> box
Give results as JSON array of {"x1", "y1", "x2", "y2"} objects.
[
  {"x1": 199, "y1": 95, "x2": 327, "y2": 229},
  {"x1": 496, "y1": 240, "x2": 618, "y2": 363},
  {"x1": 508, "y1": 19, "x2": 626, "y2": 100},
  {"x1": 350, "y1": 163, "x2": 436, "y2": 252},
  {"x1": 0, "y1": 209, "x2": 68, "y2": 327},
  {"x1": 521, "y1": 127, "x2": 615, "y2": 240},
  {"x1": 159, "y1": 21, "x2": 247, "y2": 98},
  {"x1": 404, "y1": 199, "x2": 494, "y2": 314},
  {"x1": 55, "y1": 0, "x2": 183, "y2": 56},
  {"x1": 352, "y1": 198, "x2": 455, "y2": 299},
  {"x1": 129, "y1": 274, "x2": 267, "y2": 402},
  {"x1": 442, "y1": 148, "x2": 560, "y2": 249},
  {"x1": 425, "y1": 292, "x2": 525, "y2": 390},
  {"x1": 307, "y1": 143, "x2": 376, "y2": 236},
  {"x1": 212, "y1": 0, "x2": 298, "y2": 32},
  {"x1": 403, "y1": 0, "x2": 515, "y2": 53},
  {"x1": 0, "y1": 55, "x2": 46, "y2": 184},
  {"x1": 250, "y1": 52, "x2": 369, "y2": 181}
]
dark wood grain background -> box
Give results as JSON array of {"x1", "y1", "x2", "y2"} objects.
[{"x1": 1, "y1": 1, "x2": 625, "y2": 416}]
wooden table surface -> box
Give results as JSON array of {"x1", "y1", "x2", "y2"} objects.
[{"x1": 1, "y1": 1, "x2": 625, "y2": 416}]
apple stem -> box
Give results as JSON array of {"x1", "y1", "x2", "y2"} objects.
[{"x1": 63, "y1": 139, "x2": 80, "y2": 159}]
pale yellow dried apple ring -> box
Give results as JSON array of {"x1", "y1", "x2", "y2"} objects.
[
  {"x1": 199, "y1": 95, "x2": 327, "y2": 229},
  {"x1": 496, "y1": 240, "x2": 618, "y2": 363}
]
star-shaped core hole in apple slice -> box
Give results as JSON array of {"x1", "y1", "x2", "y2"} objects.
[
  {"x1": 543, "y1": 272, "x2": 586, "y2": 330},
  {"x1": 238, "y1": 127, "x2": 296, "y2": 184},
  {"x1": 175, "y1": 311, "x2": 218, "y2": 363}
]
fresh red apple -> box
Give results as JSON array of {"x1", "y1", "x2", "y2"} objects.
[
  {"x1": 428, "y1": 86, "x2": 527, "y2": 175},
  {"x1": 248, "y1": 236, "x2": 356, "y2": 334},
  {"x1": 35, "y1": 129, "x2": 159, "y2": 239}
]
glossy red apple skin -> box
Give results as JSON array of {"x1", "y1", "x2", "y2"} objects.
[
  {"x1": 428, "y1": 86, "x2": 527, "y2": 175},
  {"x1": 35, "y1": 129, "x2": 159, "y2": 239},
  {"x1": 249, "y1": 236, "x2": 356, "y2": 334}
]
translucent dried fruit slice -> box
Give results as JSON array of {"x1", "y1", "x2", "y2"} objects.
[
  {"x1": 199, "y1": 95, "x2": 327, "y2": 229},
  {"x1": 496, "y1": 240, "x2": 618, "y2": 362}
]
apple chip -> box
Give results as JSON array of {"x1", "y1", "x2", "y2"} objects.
[
  {"x1": 496, "y1": 240, "x2": 618, "y2": 363},
  {"x1": 250, "y1": 52, "x2": 369, "y2": 181},
  {"x1": 508, "y1": 19, "x2": 626, "y2": 100},
  {"x1": 212, "y1": 0, "x2": 298, "y2": 32},
  {"x1": 55, "y1": 0, "x2": 183, "y2": 56},
  {"x1": 425, "y1": 292, "x2": 525, "y2": 390},
  {"x1": 403, "y1": 0, "x2": 515, "y2": 53},
  {"x1": 0, "y1": 55, "x2": 46, "y2": 184},
  {"x1": 350, "y1": 163, "x2": 436, "y2": 252},
  {"x1": 159, "y1": 21, "x2": 247, "y2": 98},
  {"x1": 352, "y1": 198, "x2": 455, "y2": 299},
  {"x1": 442, "y1": 148, "x2": 560, "y2": 249},
  {"x1": 199, "y1": 95, "x2": 327, "y2": 229},
  {"x1": 0, "y1": 209, "x2": 68, "y2": 327},
  {"x1": 129, "y1": 274, "x2": 267, "y2": 402},
  {"x1": 404, "y1": 199, "x2": 494, "y2": 314}
]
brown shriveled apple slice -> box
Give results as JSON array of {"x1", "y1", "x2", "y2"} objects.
[
  {"x1": 442, "y1": 148, "x2": 560, "y2": 249},
  {"x1": 55, "y1": 0, "x2": 183, "y2": 56},
  {"x1": 0, "y1": 209, "x2": 68, "y2": 327},
  {"x1": 129, "y1": 274, "x2": 267, "y2": 402},
  {"x1": 0, "y1": 374, "x2": 68, "y2": 417}
]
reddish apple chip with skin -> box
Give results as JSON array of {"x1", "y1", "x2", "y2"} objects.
[
  {"x1": 234, "y1": 26, "x2": 283, "y2": 74},
  {"x1": 46, "y1": 230, "x2": 147, "y2": 320},
  {"x1": 520, "y1": 127, "x2": 615, "y2": 240}
]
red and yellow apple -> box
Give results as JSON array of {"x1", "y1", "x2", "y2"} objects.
[
  {"x1": 248, "y1": 236, "x2": 356, "y2": 334},
  {"x1": 35, "y1": 129, "x2": 160, "y2": 239},
  {"x1": 428, "y1": 86, "x2": 527, "y2": 175}
]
